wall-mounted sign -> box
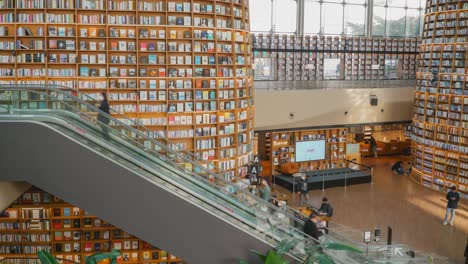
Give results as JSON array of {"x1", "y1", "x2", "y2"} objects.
[{"x1": 273, "y1": 140, "x2": 289, "y2": 147}]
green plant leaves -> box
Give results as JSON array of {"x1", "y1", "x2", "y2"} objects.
[
  {"x1": 250, "y1": 250, "x2": 268, "y2": 262},
  {"x1": 323, "y1": 242, "x2": 362, "y2": 253},
  {"x1": 264, "y1": 250, "x2": 290, "y2": 264},
  {"x1": 239, "y1": 260, "x2": 249, "y2": 264},
  {"x1": 37, "y1": 250, "x2": 59, "y2": 264}
]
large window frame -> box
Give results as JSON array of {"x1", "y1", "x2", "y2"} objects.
[{"x1": 249, "y1": 0, "x2": 425, "y2": 37}]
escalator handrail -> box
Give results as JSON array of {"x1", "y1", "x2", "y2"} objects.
[
  {"x1": 0, "y1": 86, "x2": 377, "y2": 263},
  {"x1": 0, "y1": 90, "x2": 336, "y2": 261},
  {"x1": 0, "y1": 85, "x2": 312, "y2": 228}
]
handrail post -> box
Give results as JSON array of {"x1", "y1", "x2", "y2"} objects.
[
  {"x1": 322, "y1": 172, "x2": 325, "y2": 192},
  {"x1": 371, "y1": 167, "x2": 374, "y2": 185},
  {"x1": 344, "y1": 170, "x2": 348, "y2": 189}
]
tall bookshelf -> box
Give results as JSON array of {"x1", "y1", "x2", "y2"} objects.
[
  {"x1": 411, "y1": 0, "x2": 468, "y2": 199},
  {"x1": 257, "y1": 128, "x2": 347, "y2": 174},
  {"x1": 0, "y1": 0, "x2": 254, "y2": 179},
  {"x1": 252, "y1": 34, "x2": 420, "y2": 81},
  {"x1": 0, "y1": 187, "x2": 185, "y2": 264}
]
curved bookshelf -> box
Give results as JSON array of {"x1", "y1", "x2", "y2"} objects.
[
  {"x1": 411, "y1": 0, "x2": 468, "y2": 198},
  {"x1": 0, "y1": 0, "x2": 253, "y2": 179}
]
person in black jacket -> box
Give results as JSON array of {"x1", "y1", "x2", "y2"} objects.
[
  {"x1": 443, "y1": 186, "x2": 460, "y2": 226},
  {"x1": 370, "y1": 136, "x2": 378, "y2": 158},
  {"x1": 318, "y1": 197, "x2": 333, "y2": 217},
  {"x1": 303, "y1": 212, "x2": 323, "y2": 241},
  {"x1": 391, "y1": 161, "x2": 404, "y2": 175},
  {"x1": 97, "y1": 92, "x2": 111, "y2": 139}
]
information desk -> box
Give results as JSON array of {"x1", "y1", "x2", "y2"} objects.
[{"x1": 274, "y1": 168, "x2": 371, "y2": 192}]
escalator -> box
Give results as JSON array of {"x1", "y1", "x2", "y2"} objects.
[{"x1": 0, "y1": 86, "x2": 417, "y2": 264}]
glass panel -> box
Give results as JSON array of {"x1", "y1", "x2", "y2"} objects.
[
  {"x1": 345, "y1": 0, "x2": 366, "y2": 4},
  {"x1": 253, "y1": 57, "x2": 277, "y2": 81},
  {"x1": 384, "y1": 59, "x2": 399, "y2": 79},
  {"x1": 304, "y1": 1, "x2": 321, "y2": 34},
  {"x1": 324, "y1": 59, "x2": 341, "y2": 80},
  {"x1": 406, "y1": 0, "x2": 421, "y2": 8},
  {"x1": 386, "y1": 7, "x2": 406, "y2": 36},
  {"x1": 322, "y1": 3, "x2": 343, "y2": 34},
  {"x1": 372, "y1": 6, "x2": 386, "y2": 36},
  {"x1": 274, "y1": 0, "x2": 297, "y2": 33},
  {"x1": 388, "y1": 0, "x2": 406, "y2": 7},
  {"x1": 250, "y1": 0, "x2": 272, "y2": 32},
  {"x1": 406, "y1": 8, "x2": 421, "y2": 37},
  {"x1": 374, "y1": 0, "x2": 387, "y2": 6},
  {"x1": 344, "y1": 4, "x2": 366, "y2": 35}
]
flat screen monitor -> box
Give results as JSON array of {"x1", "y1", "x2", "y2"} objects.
[{"x1": 295, "y1": 140, "x2": 326, "y2": 162}]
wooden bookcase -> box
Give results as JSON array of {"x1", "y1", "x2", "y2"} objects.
[
  {"x1": 252, "y1": 33, "x2": 420, "y2": 81},
  {"x1": 411, "y1": 0, "x2": 468, "y2": 199},
  {"x1": 0, "y1": 187, "x2": 185, "y2": 264},
  {"x1": 0, "y1": 0, "x2": 254, "y2": 179},
  {"x1": 258, "y1": 128, "x2": 347, "y2": 175}
]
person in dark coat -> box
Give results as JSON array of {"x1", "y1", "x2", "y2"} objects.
[
  {"x1": 97, "y1": 92, "x2": 111, "y2": 139},
  {"x1": 318, "y1": 197, "x2": 333, "y2": 217},
  {"x1": 443, "y1": 186, "x2": 460, "y2": 226},
  {"x1": 370, "y1": 136, "x2": 378, "y2": 157},
  {"x1": 303, "y1": 212, "x2": 323, "y2": 241},
  {"x1": 391, "y1": 161, "x2": 404, "y2": 175}
]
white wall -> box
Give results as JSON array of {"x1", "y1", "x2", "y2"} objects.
[
  {"x1": 0, "y1": 181, "x2": 31, "y2": 211},
  {"x1": 254, "y1": 87, "x2": 413, "y2": 130}
]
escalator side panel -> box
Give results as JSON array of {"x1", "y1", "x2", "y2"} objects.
[{"x1": 0, "y1": 122, "x2": 271, "y2": 264}]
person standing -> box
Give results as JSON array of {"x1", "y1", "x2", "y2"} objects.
[
  {"x1": 297, "y1": 175, "x2": 309, "y2": 204},
  {"x1": 97, "y1": 92, "x2": 111, "y2": 139},
  {"x1": 259, "y1": 178, "x2": 271, "y2": 202},
  {"x1": 370, "y1": 136, "x2": 378, "y2": 158},
  {"x1": 443, "y1": 186, "x2": 460, "y2": 226}
]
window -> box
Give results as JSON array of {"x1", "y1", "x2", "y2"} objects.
[
  {"x1": 406, "y1": 8, "x2": 421, "y2": 37},
  {"x1": 373, "y1": 6, "x2": 386, "y2": 36},
  {"x1": 324, "y1": 59, "x2": 341, "y2": 80},
  {"x1": 387, "y1": 0, "x2": 406, "y2": 7},
  {"x1": 386, "y1": 7, "x2": 406, "y2": 36},
  {"x1": 322, "y1": 3, "x2": 344, "y2": 34},
  {"x1": 250, "y1": 0, "x2": 272, "y2": 32},
  {"x1": 407, "y1": 0, "x2": 421, "y2": 8},
  {"x1": 274, "y1": 0, "x2": 297, "y2": 33},
  {"x1": 345, "y1": 4, "x2": 366, "y2": 35},
  {"x1": 304, "y1": 1, "x2": 321, "y2": 34},
  {"x1": 253, "y1": 57, "x2": 277, "y2": 81}
]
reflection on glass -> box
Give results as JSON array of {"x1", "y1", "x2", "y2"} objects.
[
  {"x1": 304, "y1": 1, "x2": 321, "y2": 34},
  {"x1": 386, "y1": 7, "x2": 406, "y2": 36},
  {"x1": 405, "y1": 8, "x2": 420, "y2": 37},
  {"x1": 324, "y1": 58, "x2": 341, "y2": 80},
  {"x1": 384, "y1": 59, "x2": 399, "y2": 79},
  {"x1": 253, "y1": 57, "x2": 277, "y2": 81},
  {"x1": 323, "y1": 3, "x2": 343, "y2": 34},
  {"x1": 274, "y1": 0, "x2": 297, "y2": 33},
  {"x1": 372, "y1": 6, "x2": 386, "y2": 36},
  {"x1": 250, "y1": 0, "x2": 272, "y2": 32},
  {"x1": 345, "y1": 4, "x2": 366, "y2": 35}
]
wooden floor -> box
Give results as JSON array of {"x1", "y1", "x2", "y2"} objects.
[{"x1": 272, "y1": 155, "x2": 467, "y2": 263}]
